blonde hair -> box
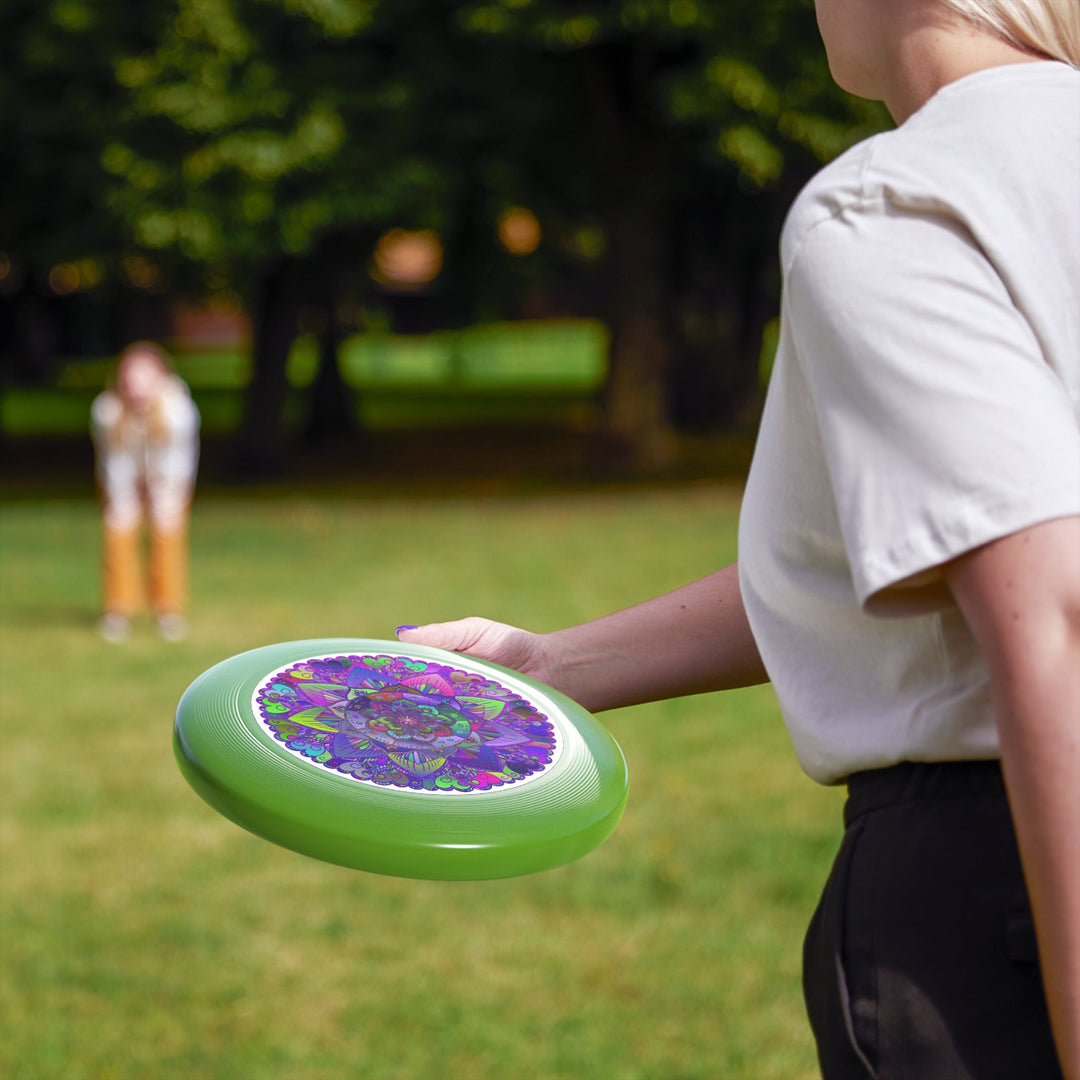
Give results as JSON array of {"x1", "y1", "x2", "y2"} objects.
[{"x1": 938, "y1": 0, "x2": 1080, "y2": 66}]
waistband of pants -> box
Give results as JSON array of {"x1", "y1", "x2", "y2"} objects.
[{"x1": 844, "y1": 759, "x2": 1005, "y2": 829}]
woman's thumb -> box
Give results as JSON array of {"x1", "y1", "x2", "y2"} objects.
[{"x1": 394, "y1": 618, "x2": 485, "y2": 654}]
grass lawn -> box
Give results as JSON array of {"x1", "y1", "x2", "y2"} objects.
[
  {"x1": 1, "y1": 320, "x2": 610, "y2": 437},
  {"x1": 0, "y1": 485, "x2": 842, "y2": 1079}
]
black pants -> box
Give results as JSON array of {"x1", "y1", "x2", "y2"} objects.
[{"x1": 803, "y1": 761, "x2": 1063, "y2": 1080}]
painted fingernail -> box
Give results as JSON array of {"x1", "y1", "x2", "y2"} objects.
[{"x1": 395, "y1": 625, "x2": 418, "y2": 635}]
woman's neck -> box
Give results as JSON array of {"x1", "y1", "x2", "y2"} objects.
[{"x1": 884, "y1": 14, "x2": 1048, "y2": 123}]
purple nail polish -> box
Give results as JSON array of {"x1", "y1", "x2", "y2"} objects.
[{"x1": 395, "y1": 625, "x2": 418, "y2": 635}]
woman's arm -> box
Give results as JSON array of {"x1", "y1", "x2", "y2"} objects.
[
  {"x1": 944, "y1": 515, "x2": 1080, "y2": 1080},
  {"x1": 398, "y1": 562, "x2": 768, "y2": 713}
]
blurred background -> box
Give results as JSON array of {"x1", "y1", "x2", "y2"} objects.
[
  {"x1": 0, "y1": 0, "x2": 889, "y2": 484},
  {"x1": 1, "y1": 2, "x2": 890, "y2": 1077}
]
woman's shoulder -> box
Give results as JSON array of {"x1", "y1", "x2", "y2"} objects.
[
  {"x1": 782, "y1": 61, "x2": 1079, "y2": 273},
  {"x1": 780, "y1": 136, "x2": 885, "y2": 270}
]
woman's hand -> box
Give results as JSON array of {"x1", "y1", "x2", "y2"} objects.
[{"x1": 396, "y1": 618, "x2": 562, "y2": 687}]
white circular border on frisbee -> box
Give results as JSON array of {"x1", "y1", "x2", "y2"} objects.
[{"x1": 250, "y1": 651, "x2": 567, "y2": 795}]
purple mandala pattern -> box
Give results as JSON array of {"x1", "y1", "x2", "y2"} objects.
[{"x1": 254, "y1": 654, "x2": 559, "y2": 793}]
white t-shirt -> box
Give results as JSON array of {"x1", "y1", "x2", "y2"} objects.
[
  {"x1": 91, "y1": 375, "x2": 200, "y2": 531},
  {"x1": 739, "y1": 61, "x2": 1080, "y2": 785}
]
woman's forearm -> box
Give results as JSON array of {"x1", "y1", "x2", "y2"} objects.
[
  {"x1": 541, "y1": 562, "x2": 768, "y2": 712},
  {"x1": 995, "y1": 662, "x2": 1080, "y2": 1080},
  {"x1": 946, "y1": 516, "x2": 1080, "y2": 1079}
]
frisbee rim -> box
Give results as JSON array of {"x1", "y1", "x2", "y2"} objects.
[{"x1": 174, "y1": 638, "x2": 628, "y2": 879}]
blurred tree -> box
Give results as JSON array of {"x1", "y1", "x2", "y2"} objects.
[
  {"x1": 0, "y1": 0, "x2": 166, "y2": 380},
  {"x1": 1, "y1": 0, "x2": 889, "y2": 474},
  {"x1": 98, "y1": 0, "x2": 565, "y2": 474},
  {"x1": 454, "y1": 0, "x2": 890, "y2": 470},
  {"x1": 94, "y1": 0, "x2": 443, "y2": 472}
]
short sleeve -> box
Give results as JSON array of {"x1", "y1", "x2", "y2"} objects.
[{"x1": 787, "y1": 202, "x2": 1080, "y2": 613}]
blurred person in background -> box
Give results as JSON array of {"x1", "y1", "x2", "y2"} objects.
[
  {"x1": 398, "y1": 0, "x2": 1080, "y2": 1076},
  {"x1": 91, "y1": 341, "x2": 200, "y2": 643}
]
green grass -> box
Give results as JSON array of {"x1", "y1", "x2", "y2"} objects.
[
  {"x1": 0, "y1": 384, "x2": 602, "y2": 436},
  {"x1": 2, "y1": 319, "x2": 609, "y2": 436},
  {"x1": 0, "y1": 487, "x2": 842, "y2": 1079}
]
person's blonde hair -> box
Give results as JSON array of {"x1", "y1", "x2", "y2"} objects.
[{"x1": 938, "y1": 0, "x2": 1080, "y2": 66}]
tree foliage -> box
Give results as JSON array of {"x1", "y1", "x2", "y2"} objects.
[{"x1": 1, "y1": 0, "x2": 890, "y2": 471}]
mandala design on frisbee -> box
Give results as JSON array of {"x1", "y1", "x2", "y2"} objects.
[{"x1": 253, "y1": 655, "x2": 560, "y2": 793}]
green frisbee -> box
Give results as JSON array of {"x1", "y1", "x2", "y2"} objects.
[{"x1": 174, "y1": 639, "x2": 628, "y2": 880}]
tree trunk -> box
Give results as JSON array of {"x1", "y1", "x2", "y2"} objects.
[
  {"x1": 3, "y1": 279, "x2": 60, "y2": 384},
  {"x1": 585, "y1": 42, "x2": 677, "y2": 475},
  {"x1": 602, "y1": 188, "x2": 675, "y2": 471},
  {"x1": 302, "y1": 304, "x2": 355, "y2": 448},
  {"x1": 231, "y1": 257, "x2": 304, "y2": 479}
]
